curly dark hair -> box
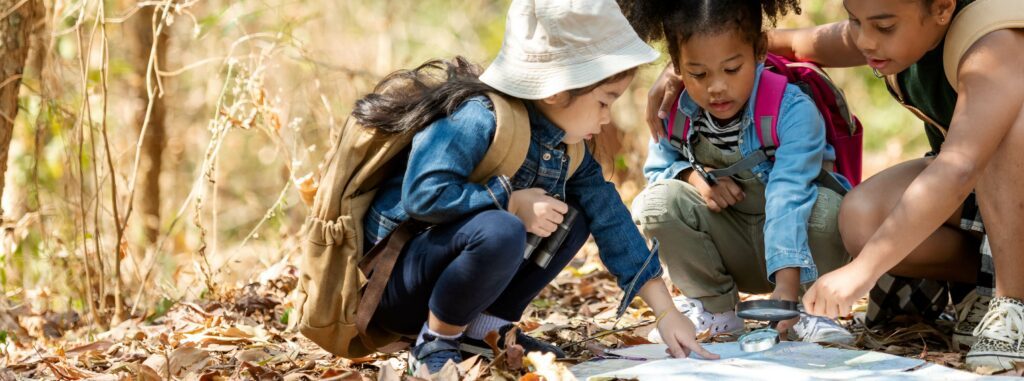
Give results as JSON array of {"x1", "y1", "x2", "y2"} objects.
[{"x1": 618, "y1": 0, "x2": 801, "y2": 73}]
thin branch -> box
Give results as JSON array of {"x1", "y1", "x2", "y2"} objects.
[
  {"x1": 0, "y1": 75, "x2": 23, "y2": 91},
  {"x1": 129, "y1": 60, "x2": 239, "y2": 316},
  {"x1": 559, "y1": 319, "x2": 657, "y2": 351},
  {"x1": 118, "y1": 0, "x2": 175, "y2": 257},
  {"x1": 73, "y1": 0, "x2": 100, "y2": 327},
  {"x1": 217, "y1": 182, "x2": 291, "y2": 274},
  {"x1": 98, "y1": 0, "x2": 126, "y2": 323},
  {"x1": 0, "y1": 0, "x2": 29, "y2": 20}
]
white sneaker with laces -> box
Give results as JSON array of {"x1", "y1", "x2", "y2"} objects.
[
  {"x1": 647, "y1": 296, "x2": 744, "y2": 343},
  {"x1": 953, "y1": 290, "x2": 992, "y2": 349},
  {"x1": 792, "y1": 313, "x2": 855, "y2": 345},
  {"x1": 966, "y1": 296, "x2": 1024, "y2": 372}
]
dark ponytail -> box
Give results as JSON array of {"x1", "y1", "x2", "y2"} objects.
[{"x1": 352, "y1": 56, "x2": 495, "y2": 135}]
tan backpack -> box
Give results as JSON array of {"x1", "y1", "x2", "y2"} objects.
[
  {"x1": 943, "y1": 0, "x2": 1024, "y2": 91},
  {"x1": 296, "y1": 92, "x2": 584, "y2": 357}
]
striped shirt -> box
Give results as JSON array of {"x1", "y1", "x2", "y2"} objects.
[{"x1": 693, "y1": 108, "x2": 743, "y2": 152}]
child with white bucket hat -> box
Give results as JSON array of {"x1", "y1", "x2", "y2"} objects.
[{"x1": 347, "y1": 0, "x2": 719, "y2": 374}]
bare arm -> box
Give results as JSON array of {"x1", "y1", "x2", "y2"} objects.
[
  {"x1": 804, "y1": 30, "x2": 1024, "y2": 317},
  {"x1": 855, "y1": 30, "x2": 1024, "y2": 275},
  {"x1": 769, "y1": 21, "x2": 866, "y2": 67},
  {"x1": 638, "y1": 277, "x2": 719, "y2": 359}
]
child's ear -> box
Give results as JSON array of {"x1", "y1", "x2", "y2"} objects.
[
  {"x1": 932, "y1": 0, "x2": 956, "y2": 26},
  {"x1": 541, "y1": 91, "x2": 570, "y2": 106}
]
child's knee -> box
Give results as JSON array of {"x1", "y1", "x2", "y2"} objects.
[
  {"x1": 836, "y1": 186, "x2": 884, "y2": 255},
  {"x1": 631, "y1": 180, "x2": 704, "y2": 229},
  {"x1": 808, "y1": 187, "x2": 843, "y2": 234},
  {"x1": 470, "y1": 211, "x2": 527, "y2": 261},
  {"x1": 808, "y1": 187, "x2": 851, "y2": 268}
]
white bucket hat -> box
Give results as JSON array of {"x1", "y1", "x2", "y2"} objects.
[{"x1": 480, "y1": 0, "x2": 660, "y2": 100}]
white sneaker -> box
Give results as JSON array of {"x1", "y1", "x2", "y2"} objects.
[
  {"x1": 953, "y1": 290, "x2": 992, "y2": 349},
  {"x1": 966, "y1": 296, "x2": 1024, "y2": 372},
  {"x1": 792, "y1": 313, "x2": 855, "y2": 345},
  {"x1": 647, "y1": 297, "x2": 744, "y2": 343}
]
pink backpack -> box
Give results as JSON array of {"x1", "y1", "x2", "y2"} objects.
[{"x1": 667, "y1": 53, "x2": 864, "y2": 190}]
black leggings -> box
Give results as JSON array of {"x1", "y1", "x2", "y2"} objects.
[{"x1": 372, "y1": 210, "x2": 589, "y2": 336}]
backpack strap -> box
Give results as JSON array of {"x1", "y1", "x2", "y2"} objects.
[
  {"x1": 355, "y1": 221, "x2": 417, "y2": 352},
  {"x1": 469, "y1": 93, "x2": 532, "y2": 183},
  {"x1": 753, "y1": 70, "x2": 787, "y2": 154},
  {"x1": 473, "y1": 92, "x2": 586, "y2": 182},
  {"x1": 943, "y1": 0, "x2": 1024, "y2": 91},
  {"x1": 751, "y1": 70, "x2": 848, "y2": 195},
  {"x1": 565, "y1": 141, "x2": 585, "y2": 178},
  {"x1": 665, "y1": 95, "x2": 689, "y2": 152}
]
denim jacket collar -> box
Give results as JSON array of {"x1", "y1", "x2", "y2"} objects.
[
  {"x1": 525, "y1": 101, "x2": 568, "y2": 149},
  {"x1": 676, "y1": 63, "x2": 767, "y2": 129}
]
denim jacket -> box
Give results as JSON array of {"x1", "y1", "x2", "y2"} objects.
[
  {"x1": 644, "y1": 64, "x2": 851, "y2": 285},
  {"x1": 365, "y1": 96, "x2": 662, "y2": 313}
]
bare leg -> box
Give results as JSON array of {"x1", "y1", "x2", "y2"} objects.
[
  {"x1": 840, "y1": 158, "x2": 981, "y2": 283},
  {"x1": 975, "y1": 107, "x2": 1024, "y2": 299},
  {"x1": 428, "y1": 312, "x2": 467, "y2": 336}
]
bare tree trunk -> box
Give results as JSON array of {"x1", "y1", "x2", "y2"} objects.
[
  {"x1": 0, "y1": 0, "x2": 43, "y2": 220},
  {"x1": 129, "y1": 2, "x2": 169, "y2": 244}
]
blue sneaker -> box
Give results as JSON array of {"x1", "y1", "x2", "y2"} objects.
[{"x1": 409, "y1": 334, "x2": 463, "y2": 374}]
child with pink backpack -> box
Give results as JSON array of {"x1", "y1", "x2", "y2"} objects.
[{"x1": 622, "y1": 0, "x2": 860, "y2": 343}]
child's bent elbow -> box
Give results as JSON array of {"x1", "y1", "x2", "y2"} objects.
[{"x1": 402, "y1": 199, "x2": 444, "y2": 224}]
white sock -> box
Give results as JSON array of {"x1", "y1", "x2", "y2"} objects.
[
  {"x1": 416, "y1": 322, "x2": 462, "y2": 346},
  {"x1": 465, "y1": 314, "x2": 512, "y2": 340}
]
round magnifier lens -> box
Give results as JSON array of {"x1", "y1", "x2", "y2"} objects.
[
  {"x1": 738, "y1": 328, "x2": 779, "y2": 352},
  {"x1": 736, "y1": 300, "x2": 800, "y2": 321}
]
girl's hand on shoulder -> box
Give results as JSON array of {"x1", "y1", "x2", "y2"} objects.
[
  {"x1": 683, "y1": 169, "x2": 745, "y2": 212},
  {"x1": 508, "y1": 188, "x2": 568, "y2": 237},
  {"x1": 646, "y1": 63, "x2": 683, "y2": 140},
  {"x1": 658, "y1": 310, "x2": 720, "y2": 360}
]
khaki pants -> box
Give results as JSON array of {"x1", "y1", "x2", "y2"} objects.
[{"x1": 631, "y1": 179, "x2": 849, "y2": 313}]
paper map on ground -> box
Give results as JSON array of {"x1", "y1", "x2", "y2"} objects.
[{"x1": 571, "y1": 342, "x2": 1007, "y2": 380}]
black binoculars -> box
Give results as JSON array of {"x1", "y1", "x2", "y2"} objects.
[{"x1": 523, "y1": 206, "x2": 579, "y2": 269}]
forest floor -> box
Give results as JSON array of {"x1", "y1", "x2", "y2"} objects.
[{"x1": 2, "y1": 243, "x2": 1021, "y2": 380}]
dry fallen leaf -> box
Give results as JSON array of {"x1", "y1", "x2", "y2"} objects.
[
  {"x1": 236, "y1": 348, "x2": 274, "y2": 363},
  {"x1": 973, "y1": 365, "x2": 1001, "y2": 376},
  {"x1": 413, "y1": 361, "x2": 433, "y2": 379},
  {"x1": 295, "y1": 173, "x2": 318, "y2": 207},
  {"x1": 505, "y1": 344, "x2": 525, "y2": 371},
  {"x1": 463, "y1": 359, "x2": 485, "y2": 381},
  {"x1": 319, "y1": 368, "x2": 365, "y2": 381},
  {"x1": 433, "y1": 360, "x2": 460, "y2": 381},
  {"x1": 525, "y1": 352, "x2": 577, "y2": 381},
  {"x1": 143, "y1": 354, "x2": 169, "y2": 377},
  {"x1": 458, "y1": 355, "x2": 481, "y2": 374},
  {"x1": 1012, "y1": 361, "x2": 1024, "y2": 377},
  {"x1": 519, "y1": 373, "x2": 542, "y2": 381},
  {"x1": 616, "y1": 333, "x2": 652, "y2": 346},
  {"x1": 65, "y1": 340, "x2": 114, "y2": 357},
  {"x1": 115, "y1": 363, "x2": 162, "y2": 381},
  {"x1": 377, "y1": 363, "x2": 402, "y2": 381},
  {"x1": 169, "y1": 346, "x2": 213, "y2": 378}
]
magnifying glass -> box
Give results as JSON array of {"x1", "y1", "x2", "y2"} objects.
[{"x1": 735, "y1": 300, "x2": 801, "y2": 352}]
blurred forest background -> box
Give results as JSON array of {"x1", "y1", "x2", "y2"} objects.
[{"x1": 0, "y1": 0, "x2": 928, "y2": 353}]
